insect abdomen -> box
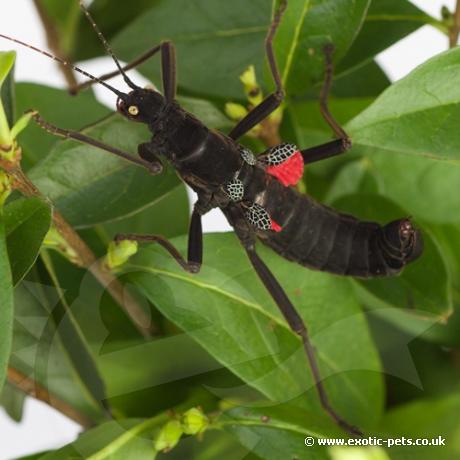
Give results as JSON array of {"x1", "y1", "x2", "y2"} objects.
[{"x1": 260, "y1": 181, "x2": 421, "y2": 278}]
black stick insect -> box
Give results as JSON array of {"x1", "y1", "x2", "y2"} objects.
[{"x1": 0, "y1": 0, "x2": 423, "y2": 437}]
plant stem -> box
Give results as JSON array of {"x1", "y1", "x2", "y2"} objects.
[
  {"x1": 32, "y1": 0, "x2": 78, "y2": 89},
  {"x1": 1, "y1": 160, "x2": 154, "y2": 337},
  {"x1": 7, "y1": 366, "x2": 93, "y2": 427},
  {"x1": 449, "y1": 0, "x2": 460, "y2": 48}
]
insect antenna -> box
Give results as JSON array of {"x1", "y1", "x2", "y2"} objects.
[
  {"x1": 78, "y1": 0, "x2": 139, "y2": 90},
  {"x1": 0, "y1": 33, "x2": 127, "y2": 99}
]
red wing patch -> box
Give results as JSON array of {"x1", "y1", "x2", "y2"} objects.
[
  {"x1": 266, "y1": 150, "x2": 304, "y2": 186},
  {"x1": 270, "y1": 219, "x2": 282, "y2": 232}
]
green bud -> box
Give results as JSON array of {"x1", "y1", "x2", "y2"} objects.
[
  {"x1": 105, "y1": 240, "x2": 139, "y2": 270},
  {"x1": 240, "y1": 65, "x2": 257, "y2": 91},
  {"x1": 43, "y1": 227, "x2": 81, "y2": 266},
  {"x1": 181, "y1": 407, "x2": 209, "y2": 435},
  {"x1": 225, "y1": 102, "x2": 248, "y2": 121},
  {"x1": 154, "y1": 420, "x2": 183, "y2": 452},
  {"x1": 239, "y1": 65, "x2": 263, "y2": 106},
  {"x1": 0, "y1": 171, "x2": 13, "y2": 207}
]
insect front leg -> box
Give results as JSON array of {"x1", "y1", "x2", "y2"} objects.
[
  {"x1": 30, "y1": 112, "x2": 161, "y2": 174},
  {"x1": 115, "y1": 202, "x2": 207, "y2": 274},
  {"x1": 228, "y1": 0, "x2": 287, "y2": 141}
]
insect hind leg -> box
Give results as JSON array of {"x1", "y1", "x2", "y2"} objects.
[{"x1": 244, "y1": 244, "x2": 363, "y2": 437}]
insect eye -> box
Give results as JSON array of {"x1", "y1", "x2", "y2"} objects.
[{"x1": 128, "y1": 105, "x2": 139, "y2": 116}]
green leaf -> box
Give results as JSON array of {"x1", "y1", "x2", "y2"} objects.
[
  {"x1": 0, "y1": 51, "x2": 16, "y2": 146},
  {"x1": 0, "y1": 213, "x2": 14, "y2": 392},
  {"x1": 4, "y1": 198, "x2": 52, "y2": 285},
  {"x1": 330, "y1": 194, "x2": 451, "y2": 318},
  {"x1": 36, "y1": 0, "x2": 81, "y2": 56},
  {"x1": 0, "y1": 381, "x2": 25, "y2": 422},
  {"x1": 332, "y1": 60, "x2": 391, "y2": 99},
  {"x1": 124, "y1": 233, "x2": 383, "y2": 430},
  {"x1": 338, "y1": 0, "x2": 437, "y2": 75},
  {"x1": 0, "y1": 51, "x2": 15, "y2": 89},
  {"x1": 379, "y1": 392, "x2": 460, "y2": 459},
  {"x1": 41, "y1": 416, "x2": 166, "y2": 460},
  {"x1": 15, "y1": 83, "x2": 110, "y2": 169},
  {"x1": 38, "y1": 251, "x2": 111, "y2": 418},
  {"x1": 112, "y1": 0, "x2": 269, "y2": 100},
  {"x1": 11, "y1": 278, "x2": 106, "y2": 422},
  {"x1": 103, "y1": 184, "x2": 189, "y2": 239},
  {"x1": 73, "y1": 0, "x2": 156, "y2": 61},
  {"x1": 111, "y1": 0, "x2": 369, "y2": 100},
  {"x1": 291, "y1": 96, "x2": 374, "y2": 147},
  {"x1": 347, "y1": 48, "x2": 460, "y2": 223},
  {"x1": 277, "y1": 0, "x2": 371, "y2": 97},
  {"x1": 0, "y1": 53, "x2": 15, "y2": 129},
  {"x1": 219, "y1": 404, "x2": 340, "y2": 460},
  {"x1": 28, "y1": 116, "x2": 183, "y2": 228}
]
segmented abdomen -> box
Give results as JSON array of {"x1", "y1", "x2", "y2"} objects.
[{"x1": 257, "y1": 175, "x2": 402, "y2": 278}]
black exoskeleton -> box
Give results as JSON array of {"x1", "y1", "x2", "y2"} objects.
[{"x1": 0, "y1": 0, "x2": 423, "y2": 437}]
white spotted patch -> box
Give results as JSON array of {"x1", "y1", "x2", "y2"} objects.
[
  {"x1": 246, "y1": 203, "x2": 271, "y2": 230},
  {"x1": 224, "y1": 178, "x2": 244, "y2": 201},
  {"x1": 265, "y1": 143, "x2": 298, "y2": 165},
  {"x1": 239, "y1": 146, "x2": 257, "y2": 165}
]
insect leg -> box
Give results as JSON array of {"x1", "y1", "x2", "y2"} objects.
[
  {"x1": 161, "y1": 41, "x2": 177, "y2": 103},
  {"x1": 228, "y1": 1, "x2": 287, "y2": 141},
  {"x1": 319, "y1": 44, "x2": 351, "y2": 144},
  {"x1": 115, "y1": 208, "x2": 203, "y2": 273},
  {"x1": 299, "y1": 45, "x2": 352, "y2": 164},
  {"x1": 300, "y1": 138, "x2": 351, "y2": 165},
  {"x1": 30, "y1": 111, "x2": 161, "y2": 174},
  {"x1": 244, "y1": 245, "x2": 363, "y2": 437}
]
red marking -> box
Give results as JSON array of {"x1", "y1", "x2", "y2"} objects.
[
  {"x1": 271, "y1": 219, "x2": 282, "y2": 232},
  {"x1": 266, "y1": 151, "x2": 304, "y2": 186}
]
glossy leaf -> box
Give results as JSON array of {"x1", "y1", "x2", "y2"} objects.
[
  {"x1": 278, "y1": 0, "x2": 370, "y2": 96},
  {"x1": 347, "y1": 48, "x2": 460, "y2": 223},
  {"x1": 220, "y1": 405, "x2": 340, "y2": 460},
  {"x1": 124, "y1": 233, "x2": 383, "y2": 430},
  {"x1": 111, "y1": 0, "x2": 369, "y2": 100},
  {"x1": 28, "y1": 116, "x2": 182, "y2": 227},
  {"x1": 74, "y1": 0, "x2": 156, "y2": 61},
  {"x1": 0, "y1": 381, "x2": 25, "y2": 422},
  {"x1": 41, "y1": 417, "x2": 166, "y2": 460},
  {"x1": 4, "y1": 198, "x2": 52, "y2": 285},
  {"x1": 15, "y1": 83, "x2": 110, "y2": 169},
  {"x1": 379, "y1": 392, "x2": 460, "y2": 460},
  {"x1": 333, "y1": 60, "x2": 391, "y2": 98},
  {"x1": 0, "y1": 51, "x2": 16, "y2": 146},
  {"x1": 338, "y1": 0, "x2": 437, "y2": 75},
  {"x1": 10, "y1": 278, "x2": 107, "y2": 422},
  {"x1": 0, "y1": 214, "x2": 13, "y2": 392},
  {"x1": 332, "y1": 194, "x2": 451, "y2": 318},
  {"x1": 0, "y1": 52, "x2": 15, "y2": 128},
  {"x1": 36, "y1": 0, "x2": 81, "y2": 56}
]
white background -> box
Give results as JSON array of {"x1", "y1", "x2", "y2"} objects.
[{"x1": 0, "y1": 1, "x2": 456, "y2": 458}]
